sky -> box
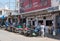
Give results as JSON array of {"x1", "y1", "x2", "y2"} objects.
[{"x1": 0, "y1": 0, "x2": 16, "y2": 10}]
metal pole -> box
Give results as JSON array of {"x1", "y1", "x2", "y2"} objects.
[
  {"x1": 9, "y1": 0, "x2": 10, "y2": 9},
  {"x1": 17, "y1": 0, "x2": 20, "y2": 15},
  {"x1": 15, "y1": 0, "x2": 16, "y2": 10}
]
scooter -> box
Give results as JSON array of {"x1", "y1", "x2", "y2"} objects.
[
  {"x1": 19, "y1": 28, "x2": 24, "y2": 35},
  {"x1": 23, "y1": 27, "x2": 31, "y2": 36}
]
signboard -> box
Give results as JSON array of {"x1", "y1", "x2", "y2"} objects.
[
  {"x1": 20, "y1": 0, "x2": 51, "y2": 13},
  {"x1": 47, "y1": 6, "x2": 59, "y2": 12}
]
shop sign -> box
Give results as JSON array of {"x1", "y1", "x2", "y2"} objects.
[
  {"x1": 20, "y1": 0, "x2": 51, "y2": 13},
  {"x1": 47, "y1": 6, "x2": 59, "y2": 12}
]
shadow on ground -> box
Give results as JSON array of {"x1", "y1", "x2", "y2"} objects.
[{"x1": 46, "y1": 34, "x2": 60, "y2": 40}]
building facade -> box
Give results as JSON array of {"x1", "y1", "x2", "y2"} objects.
[
  {"x1": 18, "y1": 0, "x2": 60, "y2": 34},
  {"x1": 0, "y1": 8, "x2": 11, "y2": 18}
]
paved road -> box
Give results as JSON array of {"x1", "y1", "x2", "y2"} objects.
[{"x1": 0, "y1": 30, "x2": 60, "y2": 41}]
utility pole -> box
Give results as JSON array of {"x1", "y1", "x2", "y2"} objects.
[
  {"x1": 17, "y1": 0, "x2": 20, "y2": 15},
  {"x1": 15, "y1": 0, "x2": 17, "y2": 10},
  {"x1": 9, "y1": 0, "x2": 11, "y2": 16},
  {"x1": 9, "y1": 0, "x2": 10, "y2": 9}
]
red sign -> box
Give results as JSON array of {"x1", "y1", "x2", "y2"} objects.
[{"x1": 20, "y1": 0, "x2": 51, "y2": 13}]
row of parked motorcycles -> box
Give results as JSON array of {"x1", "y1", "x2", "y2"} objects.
[{"x1": 5, "y1": 24, "x2": 41, "y2": 37}]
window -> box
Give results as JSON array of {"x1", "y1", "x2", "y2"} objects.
[
  {"x1": 46, "y1": 20, "x2": 52, "y2": 26},
  {"x1": 38, "y1": 20, "x2": 43, "y2": 24},
  {"x1": 23, "y1": 18, "x2": 26, "y2": 23},
  {"x1": 33, "y1": 21, "x2": 35, "y2": 26}
]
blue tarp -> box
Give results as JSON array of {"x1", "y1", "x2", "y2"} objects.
[
  {"x1": 2, "y1": 16, "x2": 5, "y2": 19},
  {"x1": 0, "y1": 15, "x2": 5, "y2": 19}
]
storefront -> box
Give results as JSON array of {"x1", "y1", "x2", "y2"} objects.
[
  {"x1": 22, "y1": 10, "x2": 52, "y2": 26},
  {"x1": 21, "y1": 9, "x2": 60, "y2": 34},
  {"x1": 19, "y1": 0, "x2": 60, "y2": 35}
]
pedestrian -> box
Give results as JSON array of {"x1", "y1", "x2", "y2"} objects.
[
  {"x1": 44, "y1": 26, "x2": 49, "y2": 37},
  {"x1": 40, "y1": 23, "x2": 45, "y2": 37},
  {"x1": 34, "y1": 23, "x2": 41, "y2": 35},
  {"x1": 34, "y1": 25, "x2": 39, "y2": 33},
  {"x1": 51, "y1": 24, "x2": 56, "y2": 36},
  {"x1": 5, "y1": 20, "x2": 9, "y2": 30}
]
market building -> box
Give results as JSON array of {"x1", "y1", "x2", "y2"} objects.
[{"x1": 18, "y1": 0, "x2": 60, "y2": 34}]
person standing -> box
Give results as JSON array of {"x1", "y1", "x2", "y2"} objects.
[
  {"x1": 5, "y1": 20, "x2": 9, "y2": 30},
  {"x1": 51, "y1": 24, "x2": 56, "y2": 36},
  {"x1": 34, "y1": 23, "x2": 41, "y2": 33},
  {"x1": 40, "y1": 23, "x2": 45, "y2": 37},
  {"x1": 44, "y1": 26, "x2": 48, "y2": 37}
]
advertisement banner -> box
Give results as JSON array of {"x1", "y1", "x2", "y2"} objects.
[{"x1": 20, "y1": 0, "x2": 51, "y2": 13}]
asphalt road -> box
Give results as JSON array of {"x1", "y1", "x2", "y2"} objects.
[{"x1": 0, "y1": 30, "x2": 60, "y2": 41}]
